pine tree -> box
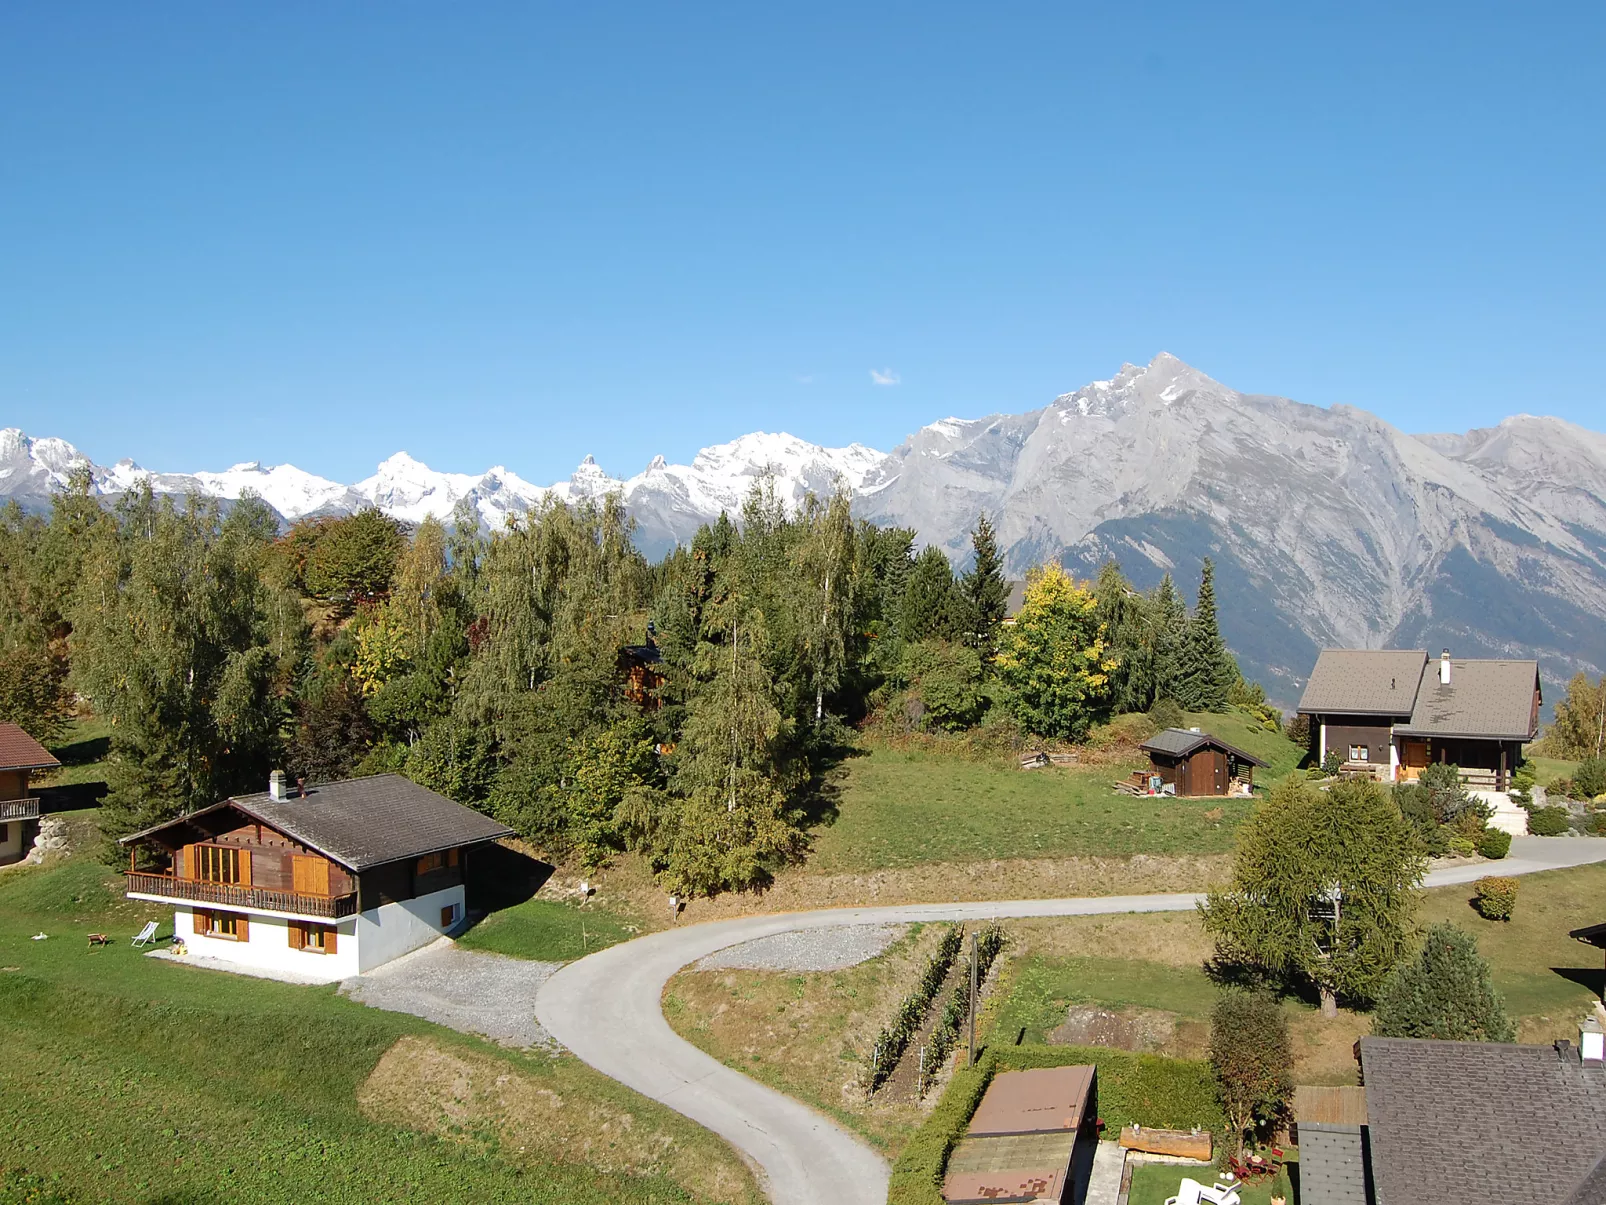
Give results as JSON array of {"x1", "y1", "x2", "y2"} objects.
[
  {"x1": 1092, "y1": 561, "x2": 1152, "y2": 712},
  {"x1": 900, "y1": 546, "x2": 958, "y2": 643},
  {"x1": 1373, "y1": 923, "x2": 1515, "y2": 1042},
  {"x1": 1150, "y1": 573, "x2": 1187, "y2": 706},
  {"x1": 1176, "y1": 558, "x2": 1236, "y2": 712},
  {"x1": 958, "y1": 514, "x2": 1009, "y2": 662}
]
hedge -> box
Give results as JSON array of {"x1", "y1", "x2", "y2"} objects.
[{"x1": 885, "y1": 1043, "x2": 1223, "y2": 1205}]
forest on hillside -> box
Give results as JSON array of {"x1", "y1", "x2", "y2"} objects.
[{"x1": 0, "y1": 471, "x2": 1256, "y2": 896}]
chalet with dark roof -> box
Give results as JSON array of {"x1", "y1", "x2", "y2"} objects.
[
  {"x1": 120, "y1": 771, "x2": 514, "y2": 981},
  {"x1": 1297, "y1": 648, "x2": 1540, "y2": 789},
  {"x1": 0, "y1": 721, "x2": 60, "y2": 867}
]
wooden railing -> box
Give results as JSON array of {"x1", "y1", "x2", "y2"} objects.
[
  {"x1": 0, "y1": 797, "x2": 41, "y2": 822},
  {"x1": 123, "y1": 872, "x2": 358, "y2": 919}
]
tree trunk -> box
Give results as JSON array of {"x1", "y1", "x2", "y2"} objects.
[{"x1": 1320, "y1": 986, "x2": 1337, "y2": 1018}]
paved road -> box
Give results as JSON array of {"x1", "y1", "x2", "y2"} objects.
[{"x1": 534, "y1": 837, "x2": 1606, "y2": 1205}]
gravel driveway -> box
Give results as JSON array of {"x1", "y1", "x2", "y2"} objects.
[
  {"x1": 341, "y1": 937, "x2": 560, "y2": 1048},
  {"x1": 694, "y1": 923, "x2": 907, "y2": 972}
]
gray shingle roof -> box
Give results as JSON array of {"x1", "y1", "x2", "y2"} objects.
[
  {"x1": 1563, "y1": 1153, "x2": 1606, "y2": 1205},
  {"x1": 121, "y1": 773, "x2": 514, "y2": 871},
  {"x1": 1139, "y1": 728, "x2": 1268, "y2": 767},
  {"x1": 1297, "y1": 649, "x2": 1427, "y2": 716},
  {"x1": 1396, "y1": 659, "x2": 1541, "y2": 740},
  {"x1": 1361, "y1": 1037, "x2": 1606, "y2": 1205}
]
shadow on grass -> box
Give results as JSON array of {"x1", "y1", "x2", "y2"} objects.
[
  {"x1": 462, "y1": 842, "x2": 555, "y2": 933},
  {"x1": 1552, "y1": 965, "x2": 1606, "y2": 1000},
  {"x1": 49, "y1": 733, "x2": 110, "y2": 765}
]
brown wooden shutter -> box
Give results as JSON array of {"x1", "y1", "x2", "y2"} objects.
[
  {"x1": 325, "y1": 927, "x2": 337, "y2": 955},
  {"x1": 181, "y1": 843, "x2": 196, "y2": 880},
  {"x1": 293, "y1": 856, "x2": 330, "y2": 896},
  {"x1": 288, "y1": 922, "x2": 302, "y2": 951},
  {"x1": 236, "y1": 913, "x2": 248, "y2": 942},
  {"x1": 447, "y1": 847, "x2": 459, "y2": 867},
  {"x1": 237, "y1": 848, "x2": 251, "y2": 887}
]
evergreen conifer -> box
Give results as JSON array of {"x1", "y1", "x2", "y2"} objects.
[
  {"x1": 958, "y1": 514, "x2": 1009, "y2": 661},
  {"x1": 1373, "y1": 923, "x2": 1515, "y2": 1042},
  {"x1": 1176, "y1": 558, "x2": 1236, "y2": 711}
]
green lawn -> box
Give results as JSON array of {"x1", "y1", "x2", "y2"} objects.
[
  {"x1": 988, "y1": 955, "x2": 1215, "y2": 1046},
  {"x1": 812, "y1": 709, "x2": 1304, "y2": 873},
  {"x1": 1126, "y1": 1162, "x2": 1294, "y2": 1205},
  {"x1": 38, "y1": 715, "x2": 113, "y2": 787},
  {"x1": 1527, "y1": 754, "x2": 1582, "y2": 787},
  {"x1": 458, "y1": 896, "x2": 637, "y2": 961},
  {"x1": 0, "y1": 814, "x2": 752, "y2": 1205},
  {"x1": 1420, "y1": 860, "x2": 1606, "y2": 1027}
]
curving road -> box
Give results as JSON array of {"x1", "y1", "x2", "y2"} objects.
[{"x1": 534, "y1": 837, "x2": 1606, "y2": 1205}]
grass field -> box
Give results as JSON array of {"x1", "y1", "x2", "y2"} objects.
[
  {"x1": 1125, "y1": 1162, "x2": 1293, "y2": 1205},
  {"x1": 0, "y1": 813, "x2": 757, "y2": 1205},
  {"x1": 36, "y1": 715, "x2": 113, "y2": 788},
  {"x1": 458, "y1": 896, "x2": 638, "y2": 961},
  {"x1": 808, "y1": 709, "x2": 1303, "y2": 875}
]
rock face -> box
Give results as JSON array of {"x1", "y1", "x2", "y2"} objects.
[
  {"x1": 5, "y1": 354, "x2": 1605, "y2": 705},
  {"x1": 860, "y1": 354, "x2": 1606, "y2": 704},
  {"x1": 25, "y1": 816, "x2": 71, "y2": 865}
]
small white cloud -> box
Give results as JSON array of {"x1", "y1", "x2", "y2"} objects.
[{"x1": 870, "y1": 368, "x2": 901, "y2": 386}]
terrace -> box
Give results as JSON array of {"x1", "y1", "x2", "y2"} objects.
[{"x1": 123, "y1": 870, "x2": 358, "y2": 919}]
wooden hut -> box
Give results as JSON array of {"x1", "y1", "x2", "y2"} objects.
[{"x1": 1138, "y1": 728, "x2": 1267, "y2": 797}]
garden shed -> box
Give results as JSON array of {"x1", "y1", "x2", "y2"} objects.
[
  {"x1": 943, "y1": 1066, "x2": 1098, "y2": 1205},
  {"x1": 1138, "y1": 728, "x2": 1267, "y2": 798}
]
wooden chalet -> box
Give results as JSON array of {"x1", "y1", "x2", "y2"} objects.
[
  {"x1": 120, "y1": 771, "x2": 513, "y2": 980},
  {"x1": 1297, "y1": 648, "x2": 1541, "y2": 789},
  {"x1": 0, "y1": 722, "x2": 61, "y2": 867},
  {"x1": 619, "y1": 630, "x2": 665, "y2": 709},
  {"x1": 1136, "y1": 728, "x2": 1267, "y2": 797}
]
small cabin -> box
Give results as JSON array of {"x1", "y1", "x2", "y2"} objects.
[
  {"x1": 1138, "y1": 728, "x2": 1267, "y2": 797},
  {"x1": 0, "y1": 722, "x2": 61, "y2": 867},
  {"x1": 943, "y1": 1066, "x2": 1098, "y2": 1205}
]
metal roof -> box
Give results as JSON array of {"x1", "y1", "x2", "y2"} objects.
[
  {"x1": 1297, "y1": 649, "x2": 1427, "y2": 716},
  {"x1": 119, "y1": 773, "x2": 515, "y2": 871},
  {"x1": 967, "y1": 1066, "x2": 1095, "y2": 1137},
  {"x1": 0, "y1": 722, "x2": 61, "y2": 772},
  {"x1": 1394, "y1": 659, "x2": 1541, "y2": 740},
  {"x1": 1139, "y1": 728, "x2": 1268, "y2": 767},
  {"x1": 1361, "y1": 1037, "x2": 1606, "y2": 1205}
]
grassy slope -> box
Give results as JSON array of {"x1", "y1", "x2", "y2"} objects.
[
  {"x1": 0, "y1": 815, "x2": 755, "y2": 1205},
  {"x1": 458, "y1": 897, "x2": 637, "y2": 961},
  {"x1": 36, "y1": 715, "x2": 113, "y2": 787},
  {"x1": 809, "y1": 710, "x2": 1303, "y2": 874}
]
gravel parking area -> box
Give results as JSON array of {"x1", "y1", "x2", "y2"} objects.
[
  {"x1": 694, "y1": 923, "x2": 907, "y2": 972},
  {"x1": 341, "y1": 938, "x2": 560, "y2": 1048}
]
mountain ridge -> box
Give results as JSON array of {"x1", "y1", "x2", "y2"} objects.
[{"x1": 6, "y1": 354, "x2": 1605, "y2": 704}]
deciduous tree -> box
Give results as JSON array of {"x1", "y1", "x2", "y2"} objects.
[
  {"x1": 994, "y1": 565, "x2": 1116, "y2": 740},
  {"x1": 1209, "y1": 989, "x2": 1293, "y2": 1161}
]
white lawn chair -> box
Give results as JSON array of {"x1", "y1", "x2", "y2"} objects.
[
  {"x1": 131, "y1": 921, "x2": 159, "y2": 948},
  {"x1": 1166, "y1": 1180, "x2": 1241, "y2": 1205}
]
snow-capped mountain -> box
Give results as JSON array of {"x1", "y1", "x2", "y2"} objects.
[
  {"x1": 0, "y1": 426, "x2": 886, "y2": 555},
  {"x1": 6, "y1": 352, "x2": 1606, "y2": 705}
]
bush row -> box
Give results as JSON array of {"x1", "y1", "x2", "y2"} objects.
[
  {"x1": 923, "y1": 924, "x2": 1006, "y2": 1084},
  {"x1": 886, "y1": 1051, "x2": 998, "y2": 1205},
  {"x1": 864, "y1": 925, "x2": 964, "y2": 1094}
]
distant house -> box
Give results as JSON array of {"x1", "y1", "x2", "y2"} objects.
[
  {"x1": 1297, "y1": 648, "x2": 1540, "y2": 789},
  {"x1": 618, "y1": 635, "x2": 665, "y2": 710},
  {"x1": 1298, "y1": 1033, "x2": 1606, "y2": 1205},
  {"x1": 0, "y1": 722, "x2": 61, "y2": 868},
  {"x1": 942, "y1": 1066, "x2": 1098, "y2": 1205},
  {"x1": 120, "y1": 771, "x2": 514, "y2": 980},
  {"x1": 1138, "y1": 728, "x2": 1267, "y2": 797}
]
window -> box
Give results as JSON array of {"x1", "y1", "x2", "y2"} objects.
[
  {"x1": 289, "y1": 921, "x2": 337, "y2": 954},
  {"x1": 417, "y1": 851, "x2": 444, "y2": 875},
  {"x1": 195, "y1": 844, "x2": 242, "y2": 883},
  {"x1": 194, "y1": 909, "x2": 248, "y2": 941},
  {"x1": 1350, "y1": 745, "x2": 1369, "y2": 762},
  {"x1": 440, "y1": 903, "x2": 461, "y2": 928}
]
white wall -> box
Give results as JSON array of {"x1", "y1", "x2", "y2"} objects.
[
  {"x1": 355, "y1": 884, "x2": 465, "y2": 973},
  {"x1": 1473, "y1": 790, "x2": 1531, "y2": 837},
  {"x1": 173, "y1": 907, "x2": 360, "y2": 982},
  {"x1": 0, "y1": 821, "x2": 21, "y2": 863}
]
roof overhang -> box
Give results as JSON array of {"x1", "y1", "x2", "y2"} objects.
[{"x1": 1391, "y1": 726, "x2": 1533, "y2": 741}]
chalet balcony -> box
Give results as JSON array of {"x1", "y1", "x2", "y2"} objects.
[
  {"x1": 124, "y1": 871, "x2": 358, "y2": 919},
  {"x1": 0, "y1": 797, "x2": 41, "y2": 822}
]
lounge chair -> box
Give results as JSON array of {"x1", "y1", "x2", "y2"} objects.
[
  {"x1": 131, "y1": 921, "x2": 159, "y2": 948},
  {"x1": 1166, "y1": 1179, "x2": 1241, "y2": 1205}
]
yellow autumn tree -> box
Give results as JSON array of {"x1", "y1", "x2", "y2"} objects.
[{"x1": 994, "y1": 564, "x2": 1117, "y2": 739}]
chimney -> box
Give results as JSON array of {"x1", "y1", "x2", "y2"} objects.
[
  {"x1": 269, "y1": 770, "x2": 285, "y2": 802},
  {"x1": 1439, "y1": 649, "x2": 1452, "y2": 686},
  {"x1": 1582, "y1": 1016, "x2": 1605, "y2": 1064}
]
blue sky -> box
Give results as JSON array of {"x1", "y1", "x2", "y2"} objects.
[{"x1": 3, "y1": 4, "x2": 1602, "y2": 484}]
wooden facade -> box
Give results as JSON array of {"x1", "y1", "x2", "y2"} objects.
[
  {"x1": 1139, "y1": 729, "x2": 1267, "y2": 798},
  {"x1": 0, "y1": 726, "x2": 57, "y2": 868}
]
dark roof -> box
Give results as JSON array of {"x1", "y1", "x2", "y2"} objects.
[
  {"x1": 1297, "y1": 649, "x2": 1427, "y2": 716},
  {"x1": 1562, "y1": 1153, "x2": 1606, "y2": 1205},
  {"x1": 1361, "y1": 1036, "x2": 1606, "y2": 1205},
  {"x1": 1394, "y1": 659, "x2": 1541, "y2": 740},
  {"x1": 1139, "y1": 728, "x2": 1268, "y2": 767},
  {"x1": 0, "y1": 722, "x2": 61, "y2": 772},
  {"x1": 120, "y1": 773, "x2": 514, "y2": 871},
  {"x1": 1570, "y1": 922, "x2": 1606, "y2": 950}
]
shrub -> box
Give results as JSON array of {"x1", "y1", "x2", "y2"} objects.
[
  {"x1": 1448, "y1": 835, "x2": 1477, "y2": 858},
  {"x1": 1546, "y1": 777, "x2": 1575, "y2": 800},
  {"x1": 1477, "y1": 829, "x2": 1511, "y2": 859},
  {"x1": 1576, "y1": 757, "x2": 1606, "y2": 801},
  {"x1": 1529, "y1": 806, "x2": 1571, "y2": 836},
  {"x1": 896, "y1": 640, "x2": 987, "y2": 732},
  {"x1": 1283, "y1": 713, "x2": 1311, "y2": 749},
  {"x1": 1474, "y1": 876, "x2": 1519, "y2": 921},
  {"x1": 1511, "y1": 763, "x2": 1537, "y2": 793},
  {"x1": 1374, "y1": 922, "x2": 1515, "y2": 1041},
  {"x1": 1589, "y1": 811, "x2": 1606, "y2": 836},
  {"x1": 1148, "y1": 697, "x2": 1186, "y2": 731},
  {"x1": 1209, "y1": 990, "x2": 1293, "y2": 1160},
  {"x1": 1321, "y1": 750, "x2": 1344, "y2": 775}
]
